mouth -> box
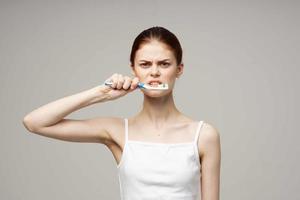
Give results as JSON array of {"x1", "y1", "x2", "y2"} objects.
[{"x1": 148, "y1": 81, "x2": 162, "y2": 87}]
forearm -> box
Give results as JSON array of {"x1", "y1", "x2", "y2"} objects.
[{"x1": 23, "y1": 85, "x2": 109, "y2": 130}]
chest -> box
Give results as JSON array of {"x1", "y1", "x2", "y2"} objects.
[
  {"x1": 118, "y1": 142, "x2": 201, "y2": 187},
  {"x1": 127, "y1": 122, "x2": 198, "y2": 144}
]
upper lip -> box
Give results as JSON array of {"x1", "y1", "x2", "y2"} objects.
[{"x1": 148, "y1": 80, "x2": 162, "y2": 84}]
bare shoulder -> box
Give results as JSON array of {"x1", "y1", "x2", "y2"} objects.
[
  {"x1": 201, "y1": 121, "x2": 220, "y2": 141},
  {"x1": 199, "y1": 121, "x2": 221, "y2": 156}
]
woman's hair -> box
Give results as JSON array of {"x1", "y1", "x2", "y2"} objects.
[{"x1": 130, "y1": 26, "x2": 183, "y2": 67}]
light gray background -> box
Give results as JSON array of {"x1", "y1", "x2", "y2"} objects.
[{"x1": 1, "y1": 0, "x2": 299, "y2": 199}]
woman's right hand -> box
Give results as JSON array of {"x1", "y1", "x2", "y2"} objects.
[{"x1": 99, "y1": 73, "x2": 140, "y2": 101}]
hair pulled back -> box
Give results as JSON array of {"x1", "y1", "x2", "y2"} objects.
[{"x1": 130, "y1": 26, "x2": 183, "y2": 67}]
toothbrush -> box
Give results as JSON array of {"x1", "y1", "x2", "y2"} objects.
[{"x1": 103, "y1": 80, "x2": 168, "y2": 90}]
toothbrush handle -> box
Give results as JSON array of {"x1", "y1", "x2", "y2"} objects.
[
  {"x1": 104, "y1": 80, "x2": 145, "y2": 89},
  {"x1": 137, "y1": 82, "x2": 145, "y2": 89}
]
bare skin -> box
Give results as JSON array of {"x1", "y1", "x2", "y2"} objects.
[{"x1": 23, "y1": 40, "x2": 221, "y2": 200}]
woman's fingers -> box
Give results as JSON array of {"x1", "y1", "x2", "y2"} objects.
[
  {"x1": 131, "y1": 77, "x2": 139, "y2": 90},
  {"x1": 111, "y1": 73, "x2": 119, "y2": 88},
  {"x1": 116, "y1": 74, "x2": 124, "y2": 89},
  {"x1": 123, "y1": 76, "x2": 132, "y2": 90},
  {"x1": 105, "y1": 73, "x2": 139, "y2": 91}
]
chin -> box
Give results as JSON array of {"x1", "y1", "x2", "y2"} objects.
[{"x1": 143, "y1": 89, "x2": 171, "y2": 98}]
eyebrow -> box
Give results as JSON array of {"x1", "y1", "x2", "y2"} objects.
[{"x1": 139, "y1": 59, "x2": 171, "y2": 63}]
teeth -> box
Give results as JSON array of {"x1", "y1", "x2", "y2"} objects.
[
  {"x1": 149, "y1": 82, "x2": 160, "y2": 85},
  {"x1": 149, "y1": 83, "x2": 160, "y2": 87}
]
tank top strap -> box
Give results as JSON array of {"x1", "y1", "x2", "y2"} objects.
[
  {"x1": 194, "y1": 120, "x2": 204, "y2": 145},
  {"x1": 124, "y1": 118, "x2": 128, "y2": 142}
]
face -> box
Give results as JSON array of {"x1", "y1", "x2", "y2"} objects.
[{"x1": 131, "y1": 40, "x2": 183, "y2": 97}]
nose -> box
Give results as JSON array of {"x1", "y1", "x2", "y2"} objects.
[{"x1": 150, "y1": 65, "x2": 160, "y2": 76}]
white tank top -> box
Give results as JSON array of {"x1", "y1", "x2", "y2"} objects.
[{"x1": 117, "y1": 118, "x2": 204, "y2": 200}]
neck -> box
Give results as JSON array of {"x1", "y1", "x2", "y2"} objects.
[{"x1": 135, "y1": 91, "x2": 182, "y2": 129}]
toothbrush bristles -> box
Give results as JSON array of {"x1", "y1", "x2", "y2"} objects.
[{"x1": 145, "y1": 83, "x2": 168, "y2": 90}]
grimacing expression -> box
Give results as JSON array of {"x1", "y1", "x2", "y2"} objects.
[{"x1": 131, "y1": 40, "x2": 183, "y2": 97}]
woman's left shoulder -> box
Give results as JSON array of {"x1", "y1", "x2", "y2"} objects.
[{"x1": 200, "y1": 121, "x2": 221, "y2": 143}]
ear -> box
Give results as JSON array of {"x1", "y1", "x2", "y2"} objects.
[{"x1": 176, "y1": 63, "x2": 184, "y2": 78}]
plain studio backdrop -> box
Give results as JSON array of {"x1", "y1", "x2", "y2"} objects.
[{"x1": 1, "y1": 0, "x2": 299, "y2": 199}]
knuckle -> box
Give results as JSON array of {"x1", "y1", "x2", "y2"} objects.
[{"x1": 119, "y1": 78, "x2": 125, "y2": 83}]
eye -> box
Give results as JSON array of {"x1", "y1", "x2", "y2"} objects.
[
  {"x1": 161, "y1": 62, "x2": 170, "y2": 67},
  {"x1": 140, "y1": 63, "x2": 150, "y2": 68}
]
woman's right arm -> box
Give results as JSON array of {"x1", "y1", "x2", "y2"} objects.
[{"x1": 22, "y1": 74, "x2": 139, "y2": 145}]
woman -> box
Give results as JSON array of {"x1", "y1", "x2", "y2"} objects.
[{"x1": 23, "y1": 26, "x2": 221, "y2": 200}]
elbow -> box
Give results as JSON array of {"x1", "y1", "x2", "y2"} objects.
[{"x1": 22, "y1": 115, "x2": 37, "y2": 132}]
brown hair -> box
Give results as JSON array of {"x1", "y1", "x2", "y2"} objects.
[{"x1": 130, "y1": 26, "x2": 183, "y2": 67}]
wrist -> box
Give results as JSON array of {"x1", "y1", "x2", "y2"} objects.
[{"x1": 87, "y1": 84, "x2": 111, "y2": 104}]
